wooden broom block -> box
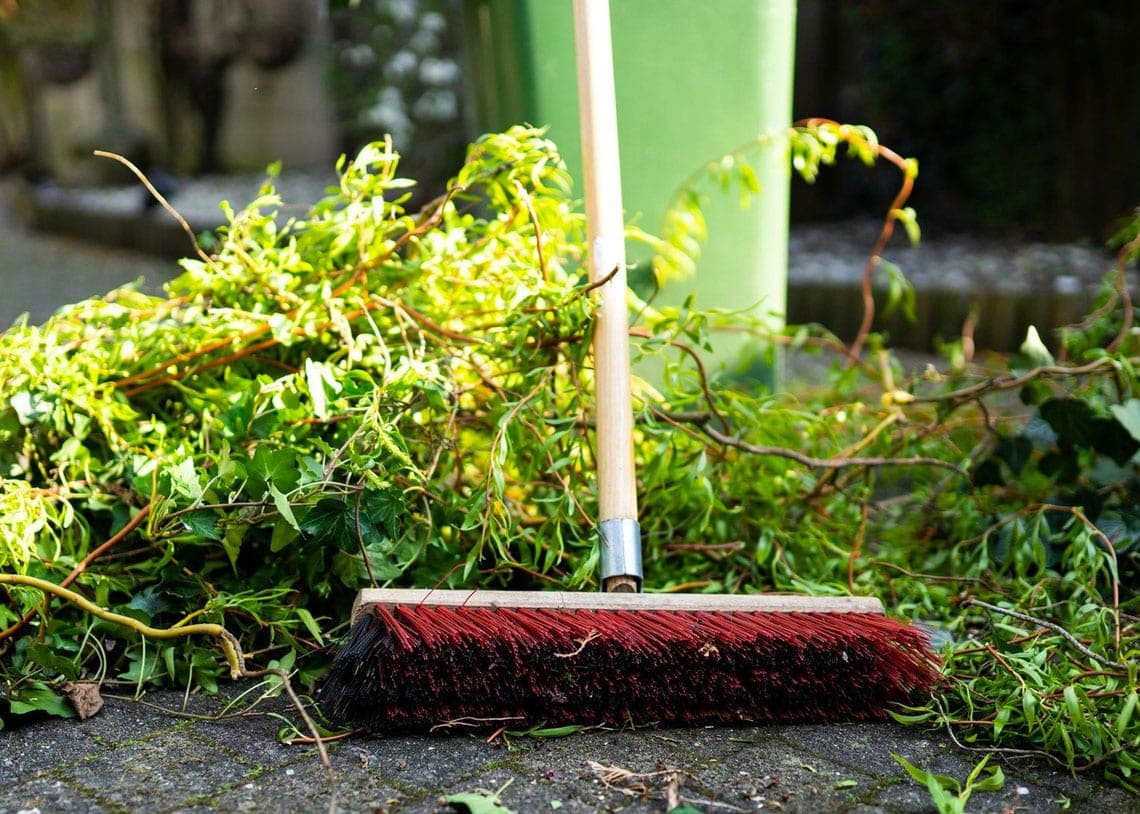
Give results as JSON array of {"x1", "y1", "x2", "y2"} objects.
[{"x1": 353, "y1": 588, "x2": 884, "y2": 619}]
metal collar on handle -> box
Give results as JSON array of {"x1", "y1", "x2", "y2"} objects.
[{"x1": 599, "y1": 517, "x2": 643, "y2": 592}]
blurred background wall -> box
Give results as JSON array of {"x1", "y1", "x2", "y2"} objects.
[{"x1": 1, "y1": 0, "x2": 1137, "y2": 241}]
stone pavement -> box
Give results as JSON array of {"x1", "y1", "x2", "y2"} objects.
[{"x1": 2, "y1": 689, "x2": 1133, "y2": 813}]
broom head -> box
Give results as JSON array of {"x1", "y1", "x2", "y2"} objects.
[{"x1": 318, "y1": 590, "x2": 940, "y2": 733}]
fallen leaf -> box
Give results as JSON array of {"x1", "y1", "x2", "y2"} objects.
[{"x1": 62, "y1": 682, "x2": 103, "y2": 720}]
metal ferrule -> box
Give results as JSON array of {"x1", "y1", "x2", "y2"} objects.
[{"x1": 599, "y1": 517, "x2": 643, "y2": 588}]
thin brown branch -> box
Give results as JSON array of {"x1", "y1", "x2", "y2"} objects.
[
  {"x1": 963, "y1": 598, "x2": 1126, "y2": 671},
  {"x1": 629, "y1": 326, "x2": 730, "y2": 431},
  {"x1": 794, "y1": 119, "x2": 917, "y2": 360},
  {"x1": 694, "y1": 419, "x2": 967, "y2": 474},
  {"x1": 93, "y1": 150, "x2": 214, "y2": 267},
  {"x1": 911, "y1": 357, "x2": 1123, "y2": 407}
]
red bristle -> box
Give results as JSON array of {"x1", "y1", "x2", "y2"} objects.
[{"x1": 318, "y1": 604, "x2": 940, "y2": 733}]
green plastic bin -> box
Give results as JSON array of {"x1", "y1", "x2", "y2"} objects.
[{"x1": 461, "y1": 0, "x2": 797, "y2": 382}]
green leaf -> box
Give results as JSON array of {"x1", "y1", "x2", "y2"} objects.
[
  {"x1": 300, "y1": 498, "x2": 364, "y2": 553},
  {"x1": 1116, "y1": 691, "x2": 1137, "y2": 738},
  {"x1": 1109, "y1": 399, "x2": 1140, "y2": 443},
  {"x1": 25, "y1": 643, "x2": 79, "y2": 681},
  {"x1": 1038, "y1": 398, "x2": 1140, "y2": 463},
  {"x1": 304, "y1": 359, "x2": 337, "y2": 420},
  {"x1": 968, "y1": 759, "x2": 1005, "y2": 793},
  {"x1": 168, "y1": 457, "x2": 203, "y2": 501},
  {"x1": 295, "y1": 607, "x2": 325, "y2": 646},
  {"x1": 126, "y1": 585, "x2": 174, "y2": 624},
  {"x1": 360, "y1": 487, "x2": 405, "y2": 540},
  {"x1": 5, "y1": 682, "x2": 75, "y2": 719},
  {"x1": 993, "y1": 705, "x2": 1011, "y2": 738},
  {"x1": 1022, "y1": 689, "x2": 1039, "y2": 727},
  {"x1": 269, "y1": 483, "x2": 299, "y2": 531},
  {"x1": 443, "y1": 791, "x2": 516, "y2": 814},
  {"x1": 892, "y1": 754, "x2": 959, "y2": 793},
  {"x1": 182, "y1": 509, "x2": 222, "y2": 541},
  {"x1": 248, "y1": 446, "x2": 300, "y2": 499}
]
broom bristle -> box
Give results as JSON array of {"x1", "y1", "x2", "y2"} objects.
[{"x1": 318, "y1": 600, "x2": 940, "y2": 733}]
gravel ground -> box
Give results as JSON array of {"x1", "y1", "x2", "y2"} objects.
[{"x1": 790, "y1": 217, "x2": 1118, "y2": 296}]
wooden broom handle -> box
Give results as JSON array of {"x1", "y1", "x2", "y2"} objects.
[{"x1": 573, "y1": 0, "x2": 640, "y2": 592}]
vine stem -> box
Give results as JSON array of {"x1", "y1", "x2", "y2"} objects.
[
  {"x1": 690, "y1": 417, "x2": 966, "y2": 474},
  {"x1": 0, "y1": 503, "x2": 152, "y2": 642}
]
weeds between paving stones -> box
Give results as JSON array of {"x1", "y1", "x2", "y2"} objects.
[{"x1": 1, "y1": 124, "x2": 1138, "y2": 794}]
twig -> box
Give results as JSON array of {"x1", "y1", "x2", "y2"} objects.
[
  {"x1": 513, "y1": 179, "x2": 548, "y2": 282},
  {"x1": 693, "y1": 420, "x2": 967, "y2": 474},
  {"x1": 912, "y1": 357, "x2": 1123, "y2": 407},
  {"x1": 554, "y1": 630, "x2": 601, "y2": 658},
  {"x1": 242, "y1": 666, "x2": 339, "y2": 810},
  {"x1": 963, "y1": 598, "x2": 1127, "y2": 671},
  {"x1": 93, "y1": 150, "x2": 214, "y2": 267},
  {"x1": 430, "y1": 715, "x2": 525, "y2": 732},
  {"x1": 794, "y1": 119, "x2": 917, "y2": 360},
  {"x1": 630, "y1": 327, "x2": 730, "y2": 431}
]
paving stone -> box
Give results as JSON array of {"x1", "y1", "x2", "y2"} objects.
[
  {"x1": 73, "y1": 691, "x2": 223, "y2": 746},
  {"x1": 510, "y1": 730, "x2": 712, "y2": 810},
  {"x1": 212, "y1": 759, "x2": 407, "y2": 814},
  {"x1": 55, "y1": 731, "x2": 253, "y2": 812},
  {"x1": 0, "y1": 777, "x2": 106, "y2": 814},
  {"x1": 342, "y1": 734, "x2": 505, "y2": 793},
  {"x1": 0, "y1": 718, "x2": 102, "y2": 786},
  {"x1": 685, "y1": 736, "x2": 878, "y2": 813}
]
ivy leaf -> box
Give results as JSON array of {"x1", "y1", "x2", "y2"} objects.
[
  {"x1": 1039, "y1": 398, "x2": 1140, "y2": 464},
  {"x1": 361, "y1": 487, "x2": 405, "y2": 540},
  {"x1": 126, "y1": 585, "x2": 174, "y2": 624},
  {"x1": 248, "y1": 445, "x2": 300, "y2": 499},
  {"x1": 300, "y1": 498, "x2": 368, "y2": 553},
  {"x1": 182, "y1": 509, "x2": 221, "y2": 541},
  {"x1": 168, "y1": 457, "x2": 203, "y2": 501},
  {"x1": 1109, "y1": 399, "x2": 1140, "y2": 444},
  {"x1": 25, "y1": 643, "x2": 79, "y2": 681}
]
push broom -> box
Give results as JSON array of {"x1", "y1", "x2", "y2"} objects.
[{"x1": 317, "y1": 0, "x2": 939, "y2": 733}]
